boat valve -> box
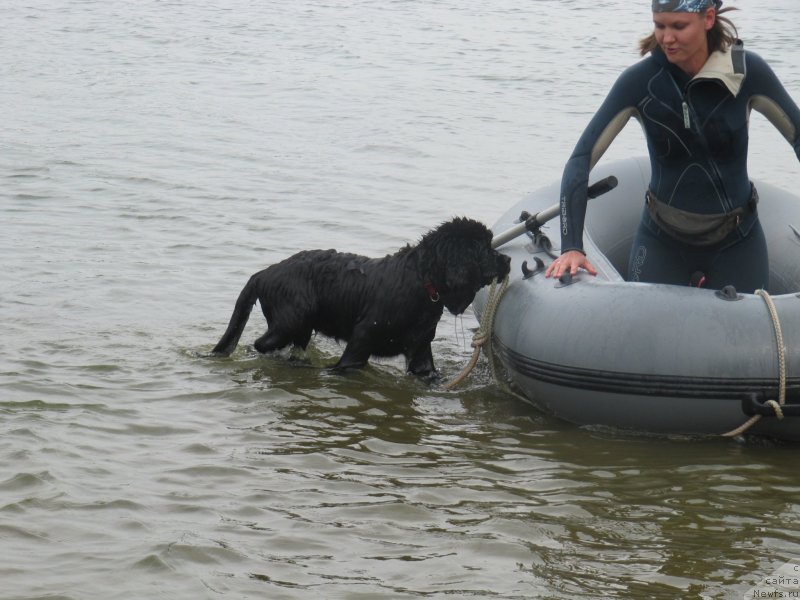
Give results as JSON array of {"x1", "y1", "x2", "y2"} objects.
[{"x1": 715, "y1": 285, "x2": 742, "y2": 301}]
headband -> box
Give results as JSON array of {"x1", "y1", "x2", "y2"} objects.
[{"x1": 652, "y1": 0, "x2": 722, "y2": 12}]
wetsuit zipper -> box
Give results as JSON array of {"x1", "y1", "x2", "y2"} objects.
[{"x1": 668, "y1": 73, "x2": 732, "y2": 211}]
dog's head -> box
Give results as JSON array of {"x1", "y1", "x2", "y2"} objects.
[{"x1": 419, "y1": 217, "x2": 511, "y2": 315}]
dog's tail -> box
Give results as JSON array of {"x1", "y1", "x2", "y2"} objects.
[{"x1": 210, "y1": 276, "x2": 259, "y2": 356}]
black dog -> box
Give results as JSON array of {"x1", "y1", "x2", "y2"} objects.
[{"x1": 210, "y1": 217, "x2": 510, "y2": 375}]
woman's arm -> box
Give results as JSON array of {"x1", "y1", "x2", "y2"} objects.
[
  {"x1": 558, "y1": 66, "x2": 644, "y2": 254},
  {"x1": 746, "y1": 51, "x2": 800, "y2": 160}
]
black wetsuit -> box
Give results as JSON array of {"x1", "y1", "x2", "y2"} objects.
[{"x1": 559, "y1": 42, "x2": 800, "y2": 292}]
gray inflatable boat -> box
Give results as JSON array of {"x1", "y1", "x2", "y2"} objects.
[{"x1": 474, "y1": 157, "x2": 800, "y2": 440}]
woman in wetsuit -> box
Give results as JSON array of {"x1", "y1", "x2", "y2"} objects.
[{"x1": 545, "y1": 0, "x2": 800, "y2": 293}]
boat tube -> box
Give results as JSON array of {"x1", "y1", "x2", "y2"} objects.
[{"x1": 473, "y1": 157, "x2": 800, "y2": 440}]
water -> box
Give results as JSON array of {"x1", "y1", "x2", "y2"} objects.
[{"x1": 2, "y1": 1, "x2": 800, "y2": 598}]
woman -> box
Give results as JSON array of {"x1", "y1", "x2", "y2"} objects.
[{"x1": 545, "y1": 0, "x2": 800, "y2": 292}]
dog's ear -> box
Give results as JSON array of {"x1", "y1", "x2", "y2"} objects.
[
  {"x1": 444, "y1": 260, "x2": 473, "y2": 291},
  {"x1": 419, "y1": 217, "x2": 497, "y2": 290},
  {"x1": 442, "y1": 238, "x2": 490, "y2": 291}
]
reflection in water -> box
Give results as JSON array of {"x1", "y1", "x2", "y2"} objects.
[{"x1": 202, "y1": 349, "x2": 800, "y2": 597}]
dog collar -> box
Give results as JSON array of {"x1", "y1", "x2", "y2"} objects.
[{"x1": 424, "y1": 282, "x2": 440, "y2": 303}]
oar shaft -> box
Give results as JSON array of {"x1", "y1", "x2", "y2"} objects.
[
  {"x1": 491, "y1": 222, "x2": 529, "y2": 249},
  {"x1": 491, "y1": 204, "x2": 559, "y2": 249},
  {"x1": 491, "y1": 176, "x2": 617, "y2": 249}
]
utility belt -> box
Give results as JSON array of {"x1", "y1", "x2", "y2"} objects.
[{"x1": 645, "y1": 185, "x2": 759, "y2": 246}]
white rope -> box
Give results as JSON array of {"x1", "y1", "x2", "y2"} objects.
[
  {"x1": 722, "y1": 289, "x2": 787, "y2": 437},
  {"x1": 443, "y1": 275, "x2": 509, "y2": 390}
]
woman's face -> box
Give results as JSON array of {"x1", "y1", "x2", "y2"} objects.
[{"x1": 653, "y1": 9, "x2": 715, "y2": 75}]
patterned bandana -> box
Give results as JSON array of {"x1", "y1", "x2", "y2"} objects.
[{"x1": 652, "y1": 0, "x2": 722, "y2": 12}]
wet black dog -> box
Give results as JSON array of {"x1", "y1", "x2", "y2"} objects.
[{"x1": 210, "y1": 217, "x2": 510, "y2": 375}]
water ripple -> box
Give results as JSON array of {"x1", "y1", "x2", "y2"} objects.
[{"x1": 2, "y1": 0, "x2": 799, "y2": 598}]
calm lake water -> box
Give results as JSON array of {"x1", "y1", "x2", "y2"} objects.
[{"x1": 3, "y1": 1, "x2": 800, "y2": 598}]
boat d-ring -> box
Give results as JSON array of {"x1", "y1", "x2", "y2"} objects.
[
  {"x1": 742, "y1": 393, "x2": 800, "y2": 418},
  {"x1": 555, "y1": 271, "x2": 577, "y2": 288}
]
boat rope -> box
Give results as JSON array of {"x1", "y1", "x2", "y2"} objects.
[
  {"x1": 443, "y1": 275, "x2": 510, "y2": 391},
  {"x1": 722, "y1": 289, "x2": 787, "y2": 437}
]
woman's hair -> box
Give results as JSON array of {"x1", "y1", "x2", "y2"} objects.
[{"x1": 638, "y1": 7, "x2": 739, "y2": 56}]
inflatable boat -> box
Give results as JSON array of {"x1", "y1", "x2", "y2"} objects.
[{"x1": 473, "y1": 157, "x2": 800, "y2": 440}]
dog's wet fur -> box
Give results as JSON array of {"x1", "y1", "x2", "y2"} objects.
[{"x1": 210, "y1": 217, "x2": 510, "y2": 375}]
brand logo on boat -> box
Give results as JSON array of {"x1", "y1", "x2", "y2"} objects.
[{"x1": 630, "y1": 245, "x2": 647, "y2": 281}]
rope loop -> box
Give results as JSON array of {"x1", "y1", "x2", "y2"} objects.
[
  {"x1": 443, "y1": 275, "x2": 509, "y2": 390},
  {"x1": 765, "y1": 399, "x2": 785, "y2": 420}
]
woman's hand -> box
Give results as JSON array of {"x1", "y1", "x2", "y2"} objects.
[{"x1": 545, "y1": 250, "x2": 598, "y2": 279}]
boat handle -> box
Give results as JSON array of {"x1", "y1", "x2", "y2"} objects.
[{"x1": 742, "y1": 393, "x2": 800, "y2": 418}]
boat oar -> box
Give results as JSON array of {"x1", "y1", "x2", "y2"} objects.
[{"x1": 491, "y1": 175, "x2": 618, "y2": 249}]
